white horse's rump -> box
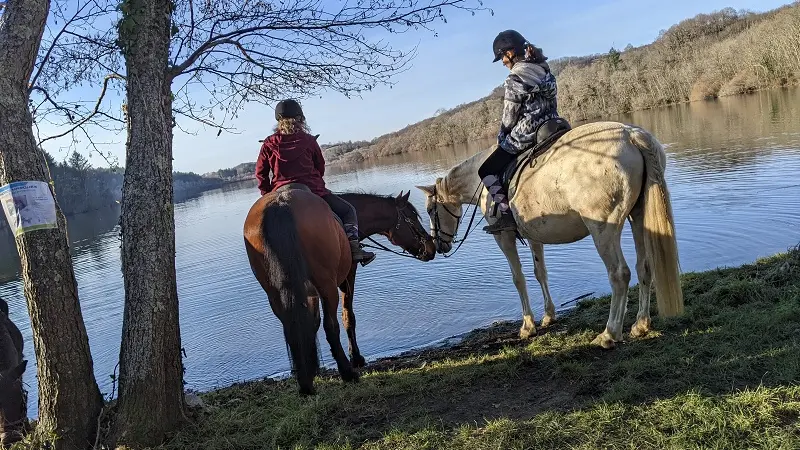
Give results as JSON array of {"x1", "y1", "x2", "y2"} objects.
[{"x1": 417, "y1": 121, "x2": 684, "y2": 348}]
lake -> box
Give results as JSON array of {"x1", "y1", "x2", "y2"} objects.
[{"x1": 2, "y1": 88, "x2": 800, "y2": 417}]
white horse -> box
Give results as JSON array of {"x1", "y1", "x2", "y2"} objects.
[{"x1": 416, "y1": 121, "x2": 684, "y2": 349}]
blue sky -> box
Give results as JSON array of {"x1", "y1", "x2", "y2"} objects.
[{"x1": 34, "y1": 0, "x2": 793, "y2": 173}]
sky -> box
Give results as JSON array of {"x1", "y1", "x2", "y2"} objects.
[{"x1": 32, "y1": 0, "x2": 794, "y2": 174}]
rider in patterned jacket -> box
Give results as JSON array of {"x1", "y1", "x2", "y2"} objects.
[{"x1": 480, "y1": 30, "x2": 560, "y2": 235}]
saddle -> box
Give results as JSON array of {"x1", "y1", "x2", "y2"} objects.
[
  {"x1": 500, "y1": 117, "x2": 572, "y2": 194},
  {"x1": 274, "y1": 183, "x2": 345, "y2": 230}
]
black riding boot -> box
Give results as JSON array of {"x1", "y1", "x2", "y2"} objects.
[
  {"x1": 480, "y1": 173, "x2": 517, "y2": 235},
  {"x1": 349, "y1": 239, "x2": 376, "y2": 266},
  {"x1": 483, "y1": 210, "x2": 517, "y2": 234}
]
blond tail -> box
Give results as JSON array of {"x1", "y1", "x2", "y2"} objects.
[{"x1": 629, "y1": 126, "x2": 685, "y2": 317}]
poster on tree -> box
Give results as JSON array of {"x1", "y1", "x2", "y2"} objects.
[{"x1": 0, "y1": 181, "x2": 58, "y2": 237}]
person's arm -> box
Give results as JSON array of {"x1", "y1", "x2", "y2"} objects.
[
  {"x1": 497, "y1": 74, "x2": 524, "y2": 145},
  {"x1": 311, "y1": 136, "x2": 325, "y2": 178},
  {"x1": 255, "y1": 142, "x2": 272, "y2": 195},
  {"x1": 499, "y1": 74, "x2": 539, "y2": 154}
]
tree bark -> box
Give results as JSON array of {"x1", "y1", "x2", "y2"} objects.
[
  {"x1": 0, "y1": 1, "x2": 103, "y2": 449},
  {"x1": 111, "y1": 0, "x2": 185, "y2": 446}
]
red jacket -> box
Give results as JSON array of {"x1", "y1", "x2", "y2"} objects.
[{"x1": 255, "y1": 131, "x2": 330, "y2": 197}]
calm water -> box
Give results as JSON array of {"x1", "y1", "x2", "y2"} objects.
[{"x1": 2, "y1": 88, "x2": 800, "y2": 417}]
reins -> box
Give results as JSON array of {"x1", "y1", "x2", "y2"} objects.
[
  {"x1": 433, "y1": 183, "x2": 485, "y2": 258},
  {"x1": 359, "y1": 205, "x2": 430, "y2": 260},
  {"x1": 361, "y1": 236, "x2": 419, "y2": 259}
]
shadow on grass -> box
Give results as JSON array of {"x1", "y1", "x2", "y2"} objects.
[{"x1": 160, "y1": 247, "x2": 800, "y2": 449}]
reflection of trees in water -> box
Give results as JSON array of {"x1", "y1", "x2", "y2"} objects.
[
  {"x1": 619, "y1": 88, "x2": 800, "y2": 174},
  {"x1": 0, "y1": 205, "x2": 121, "y2": 279}
]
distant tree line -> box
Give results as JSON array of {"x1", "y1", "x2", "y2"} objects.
[
  {"x1": 1, "y1": 150, "x2": 224, "y2": 237},
  {"x1": 314, "y1": 3, "x2": 800, "y2": 165},
  {"x1": 207, "y1": 162, "x2": 256, "y2": 180},
  {"x1": 207, "y1": 140, "x2": 372, "y2": 180}
]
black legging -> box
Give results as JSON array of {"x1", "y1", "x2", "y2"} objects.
[
  {"x1": 322, "y1": 193, "x2": 359, "y2": 240},
  {"x1": 478, "y1": 146, "x2": 516, "y2": 179},
  {"x1": 478, "y1": 146, "x2": 517, "y2": 215}
]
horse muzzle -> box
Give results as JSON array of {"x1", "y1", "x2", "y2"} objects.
[{"x1": 435, "y1": 241, "x2": 452, "y2": 254}]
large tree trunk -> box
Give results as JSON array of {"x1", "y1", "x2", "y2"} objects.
[
  {"x1": 0, "y1": 1, "x2": 103, "y2": 449},
  {"x1": 111, "y1": 0, "x2": 185, "y2": 446}
]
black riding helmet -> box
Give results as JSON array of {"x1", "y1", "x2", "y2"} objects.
[
  {"x1": 492, "y1": 30, "x2": 528, "y2": 63},
  {"x1": 275, "y1": 99, "x2": 304, "y2": 120}
]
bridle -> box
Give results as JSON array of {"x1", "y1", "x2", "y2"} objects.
[
  {"x1": 428, "y1": 184, "x2": 483, "y2": 258},
  {"x1": 362, "y1": 204, "x2": 432, "y2": 260}
]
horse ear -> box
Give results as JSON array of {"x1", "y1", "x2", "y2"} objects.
[
  {"x1": 402, "y1": 190, "x2": 411, "y2": 202},
  {"x1": 415, "y1": 185, "x2": 435, "y2": 196}
]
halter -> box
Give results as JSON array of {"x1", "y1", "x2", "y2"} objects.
[
  {"x1": 429, "y1": 183, "x2": 484, "y2": 258},
  {"x1": 361, "y1": 204, "x2": 431, "y2": 260}
]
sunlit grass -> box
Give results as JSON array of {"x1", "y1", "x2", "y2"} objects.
[{"x1": 158, "y1": 246, "x2": 800, "y2": 449}]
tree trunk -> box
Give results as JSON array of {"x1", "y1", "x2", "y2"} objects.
[
  {"x1": 0, "y1": 1, "x2": 103, "y2": 449},
  {"x1": 111, "y1": 0, "x2": 185, "y2": 446}
]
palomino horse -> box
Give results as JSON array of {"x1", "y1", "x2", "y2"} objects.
[
  {"x1": 243, "y1": 186, "x2": 435, "y2": 394},
  {"x1": 416, "y1": 121, "x2": 684, "y2": 349},
  {"x1": 0, "y1": 296, "x2": 28, "y2": 447}
]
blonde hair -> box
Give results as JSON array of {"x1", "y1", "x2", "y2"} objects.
[{"x1": 274, "y1": 117, "x2": 311, "y2": 135}]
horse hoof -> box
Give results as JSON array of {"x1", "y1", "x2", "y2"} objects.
[
  {"x1": 591, "y1": 333, "x2": 616, "y2": 350},
  {"x1": 541, "y1": 315, "x2": 557, "y2": 328},
  {"x1": 341, "y1": 367, "x2": 360, "y2": 383},
  {"x1": 351, "y1": 354, "x2": 366, "y2": 369},
  {"x1": 630, "y1": 321, "x2": 651, "y2": 339},
  {"x1": 519, "y1": 326, "x2": 538, "y2": 340},
  {"x1": 298, "y1": 386, "x2": 316, "y2": 396}
]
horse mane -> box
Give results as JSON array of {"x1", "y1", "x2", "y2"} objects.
[
  {"x1": 440, "y1": 147, "x2": 491, "y2": 203},
  {"x1": 334, "y1": 191, "x2": 421, "y2": 216}
]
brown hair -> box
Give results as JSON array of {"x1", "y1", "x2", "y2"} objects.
[
  {"x1": 524, "y1": 44, "x2": 548, "y2": 64},
  {"x1": 274, "y1": 117, "x2": 311, "y2": 135}
]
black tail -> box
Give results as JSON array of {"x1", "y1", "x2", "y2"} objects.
[{"x1": 261, "y1": 194, "x2": 318, "y2": 392}]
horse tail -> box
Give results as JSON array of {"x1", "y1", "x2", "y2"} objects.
[
  {"x1": 261, "y1": 193, "x2": 318, "y2": 390},
  {"x1": 628, "y1": 125, "x2": 685, "y2": 317}
]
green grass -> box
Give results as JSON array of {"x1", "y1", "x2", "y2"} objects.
[{"x1": 159, "y1": 246, "x2": 800, "y2": 449}]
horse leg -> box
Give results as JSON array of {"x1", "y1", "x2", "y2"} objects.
[
  {"x1": 339, "y1": 267, "x2": 366, "y2": 368},
  {"x1": 494, "y1": 232, "x2": 537, "y2": 339},
  {"x1": 628, "y1": 205, "x2": 653, "y2": 338},
  {"x1": 308, "y1": 296, "x2": 321, "y2": 333},
  {"x1": 529, "y1": 241, "x2": 557, "y2": 327},
  {"x1": 586, "y1": 221, "x2": 631, "y2": 349},
  {"x1": 319, "y1": 284, "x2": 359, "y2": 383}
]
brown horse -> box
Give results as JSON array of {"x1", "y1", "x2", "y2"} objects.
[
  {"x1": 0, "y1": 296, "x2": 28, "y2": 448},
  {"x1": 243, "y1": 185, "x2": 434, "y2": 394}
]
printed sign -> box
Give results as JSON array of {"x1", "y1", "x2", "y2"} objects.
[{"x1": 0, "y1": 181, "x2": 58, "y2": 237}]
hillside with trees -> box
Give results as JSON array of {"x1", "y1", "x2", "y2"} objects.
[{"x1": 317, "y1": 3, "x2": 800, "y2": 165}]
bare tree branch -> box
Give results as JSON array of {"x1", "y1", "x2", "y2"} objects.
[
  {"x1": 37, "y1": 74, "x2": 124, "y2": 145},
  {"x1": 28, "y1": 1, "x2": 92, "y2": 92},
  {"x1": 27, "y1": 0, "x2": 491, "y2": 151}
]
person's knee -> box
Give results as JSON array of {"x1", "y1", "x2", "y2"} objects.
[{"x1": 345, "y1": 203, "x2": 357, "y2": 222}]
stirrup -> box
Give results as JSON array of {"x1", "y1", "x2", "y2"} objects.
[
  {"x1": 357, "y1": 253, "x2": 376, "y2": 267},
  {"x1": 483, "y1": 215, "x2": 517, "y2": 235}
]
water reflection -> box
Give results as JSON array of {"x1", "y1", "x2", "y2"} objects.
[{"x1": 2, "y1": 88, "x2": 800, "y2": 418}]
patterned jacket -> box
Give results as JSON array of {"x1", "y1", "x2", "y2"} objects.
[{"x1": 497, "y1": 61, "x2": 559, "y2": 155}]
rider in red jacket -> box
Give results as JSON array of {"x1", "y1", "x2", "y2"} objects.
[{"x1": 255, "y1": 99, "x2": 376, "y2": 265}]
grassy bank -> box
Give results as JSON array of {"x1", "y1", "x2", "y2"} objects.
[{"x1": 158, "y1": 246, "x2": 800, "y2": 449}]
